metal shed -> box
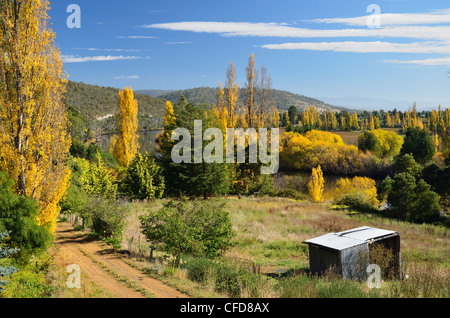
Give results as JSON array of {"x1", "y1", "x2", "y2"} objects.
[{"x1": 303, "y1": 226, "x2": 401, "y2": 280}]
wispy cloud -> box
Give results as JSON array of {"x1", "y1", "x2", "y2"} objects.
[
  {"x1": 73, "y1": 48, "x2": 147, "y2": 52},
  {"x1": 385, "y1": 57, "x2": 450, "y2": 66},
  {"x1": 309, "y1": 9, "x2": 450, "y2": 26},
  {"x1": 116, "y1": 35, "x2": 158, "y2": 39},
  {"x1": 261, "y1": 41, "x2": 450, "y2": 54},
  {"x1": 113, "y1": 75, "x2": 140, "y2": 80},
  {"x1": 62, "y1": 55, "x2": 142, "y2": 63},
  {"x1": 145, "y1": 21, "x2": 450, "y2": 41}
]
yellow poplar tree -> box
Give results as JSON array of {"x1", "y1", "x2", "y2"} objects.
[
  {"x1": 0, "y1": 0, "x2": 71, "y2": 234},
  {"x1": 309, "y1": 165, "x2": 324, "y2": 202},
  {"x1": 110, "y1": 87, "x2": 139, "y2": 167},
  {"x1": 245, "y1": 54, "x2": 256, "y2": 128},
  {"x1": 160, "y1": 101, "x2": 177, "y2": 156},
  {"x1": 225, "y1": 62, "x2": 239, "y2": 128}
]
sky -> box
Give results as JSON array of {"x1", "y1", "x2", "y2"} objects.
[{"x1": 48, "y1": 0, "x2": 450, "y2": 110}]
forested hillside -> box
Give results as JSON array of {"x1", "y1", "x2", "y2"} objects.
[
  {"x1": 140, "y1": 87, "x2": 351, "y2": 113},
  {"x1": 65, "y1": 81, "x2": 166, "y2": 134}
]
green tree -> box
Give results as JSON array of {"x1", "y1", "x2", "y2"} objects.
[
  {"x1": 140, "y1": 200, "x2": 235, "y2": 265},
  {"x1": 0, "y1": 172, "x2": 51, "y2": 263},
  {"x1": 120, "y1": 153, "x2": 165, "y2": 200},
  {"x1": 386, "y1": 172, "x2": 441, "y2": 223},
  {"x1": 162, "y1": 101, "x2": 231, "y2": 199},
  {"x1": 393, "y1": 154, "x2": 423, "y2": 178},
  {"x1": 400, "y1": 127, "x2": 435, "y2": 164},
  {"x1": 358, "y1": 131, "x2": 380, "y2": 154}
]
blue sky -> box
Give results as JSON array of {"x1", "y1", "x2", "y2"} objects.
[{"x1": 48, "y1": 0, "x2": 450, "y2": 110}]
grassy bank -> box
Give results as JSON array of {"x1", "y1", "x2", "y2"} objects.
[{"x1": 119, "y1": 196, "x2": 449, "y2": 298}]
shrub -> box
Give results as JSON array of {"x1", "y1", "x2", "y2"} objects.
[
  {"x1": 333, "y1": 176, "x2": 379, "y2": 211},
  {"x1": 140, "y1": 199, "x2": 235, "y2": 265},
  {"x1": 400, "y1": 127, "x2": 435, "y2": 164},
  {"x1": 83, "y1": 196, "x2": 129, "y2": 241},
  {"x1": 184, "y1": 256, "x2": 215, "y2": 284},
  {"x1": 0, "y1": 232, "x2": 19, "y2": 292},
  {"x1": 0, "y1": 172, "x2": 52, "y2": 263},
  {"x1": 120, "y1": 153, "x2": 165, "y2": 200},
  {"x1": 385, "y1": 172, "x2": 442, "y2": 223}
]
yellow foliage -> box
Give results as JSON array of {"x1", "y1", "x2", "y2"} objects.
[
  {"x1": 333, "y1": 176, "x2": 379, "y2": 208},
  {"x1": 0, "y1": 0, "x2": 70, "y2": 234},
  {"x1": 309, "y1": 165, "x2": 324, "y2": 202},
  {"x1": 111, "y1": 87, "x2": 139, "y2": 167}
]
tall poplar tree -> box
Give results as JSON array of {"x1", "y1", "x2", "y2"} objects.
[
  {"x1": 0, "y1": 0, "x2": 71, "y2": 233},
  {"x1": 110, "y1": 87, "x2": 139, "y2": 167}
]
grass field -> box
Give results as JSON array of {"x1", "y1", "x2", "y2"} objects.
[{"x1": 120, "y1": 196, "x2": 450, "y2": 298}]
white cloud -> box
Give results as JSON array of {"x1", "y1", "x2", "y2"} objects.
[
  {"x1": 145, "y1": 21, "x2": 450, "y2": 41},
  {"x1": 116, "y1": 35, "x2": 157, "y2": 39},
  {"x1": 113, "y1": 75, "x2": 140, "y2": 80},
  {"x1": 384, "y1": 57, "x2": 450, "y2": 66},
  {"x1": 310, "y1": 9, "x2": 450, "y2": 26},
  {"x1": 62, "y1": 55, "x2": 142, "y2": 63},
  {"x1": 261, "y1": 41, "x2": 450, "y2": 54}
]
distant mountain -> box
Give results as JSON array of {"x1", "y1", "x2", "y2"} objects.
[
  {"x1": 135, "y1": 89, "x2": 176, "y2": 98},
  {"x1": 138, "y1": 86, "x2": 355, "y2": 113}
]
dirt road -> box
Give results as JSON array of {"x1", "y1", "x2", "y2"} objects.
[{"x1": 55, "y1": 222, "x2": 187, "y2": 298}]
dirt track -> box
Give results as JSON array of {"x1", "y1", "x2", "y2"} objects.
[{"x1": 55, "y1": 222, "x2": 187, "y2": 298}]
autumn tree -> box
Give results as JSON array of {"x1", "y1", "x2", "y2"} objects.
[
  {"x1": 110, "y1": 87, "x2": 139, "y2": 167},
  {"x1": 0, "y1": 0, "x2": 71, "y2": 233},
  {"x1": 244, "y1": 54, "x2": 257, "y2": 128},
  {"x1": 160, "y1": 100, "x2": 177, "y2": 156},
  {"x1": 309, "y1": 165, "x2": 324, "y2": 202},
  {"x1": 225, "y1": 62, "x2": 239, "y2": 128}
]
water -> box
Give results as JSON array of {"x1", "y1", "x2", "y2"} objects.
[{"x1": 98, "y1": 130, "x2": 342, "y2": 200}]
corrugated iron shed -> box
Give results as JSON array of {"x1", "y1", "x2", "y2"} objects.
[{"x1": 303, "y1": 226, "x2": 401, "y2": 280}]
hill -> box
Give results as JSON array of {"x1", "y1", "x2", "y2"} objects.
[
  {"x1": 64, "y1": 81, "x2": 166, "y2": 132},
  {"x1": 138, "y1": 87, "x2": 353, "y2": 113}
]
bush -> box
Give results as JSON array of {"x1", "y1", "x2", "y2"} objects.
[
  {"x1": 384, "y1": 172, "x2": 442, "y2": 223},
  {"x1": 0, "y1": 232, "x2": 19, "y2": 293},
  {"x1": 120, "y1": 153, "x2": 165, "y2": 200},
  {"x1": 333, "y1": 176, "x2": 379, "y2": 211},
  {"x1": 140, "y1": 199, "x2": 235, "y2": 265},
  {"x1": 400, "y1": 127, "x2": 435, "y2": 164},
  {"x1": 184, "y1": 257, "x2": 215, "y2": 284},
  {"x1": 83, "y1": 196, "x2": 129, "y2": 241},
  {"x1": 0, "y1": 172, "x2": 52, "y2": 263}
]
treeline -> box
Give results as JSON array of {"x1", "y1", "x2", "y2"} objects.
[{"x1": 282, "y1": 103, "x2": 450, "y2": 134}]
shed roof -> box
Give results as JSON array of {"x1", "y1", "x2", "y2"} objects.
[{"x1": 303, "y1": 226, "x2": 398, "y2": 251}]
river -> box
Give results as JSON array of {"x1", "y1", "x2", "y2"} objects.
[{"x1": 98, "y1": 130, "x2": 342, "y2": 200}]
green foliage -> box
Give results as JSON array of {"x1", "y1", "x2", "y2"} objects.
[
  {"x1": 393, "y1": 154, "x2": 423, "y2": 178},
  {"x1": 75, "y1": 153, "x2": 118, "y2": 199},
  {"x1": 0, "y1": 172, "x2": 52, "y2": 263},
  {"x1": 400, "y1": 127, "x2": 435, "y2": 164},
  {"x1": 385, "y1": 172, "x2": 442, "y2": 223},
  {"x1": 358, "y1": 131, "x2": 380, "y2": 154},
  {"x1": 248, "y1": 174, "x2": 274, "y2": 196},
  {"x1": 84, "y1": 196, "x2": 129, "y2": 241},
  {"x1": 163, "y1": 101, "x2": 231, "y2": 198},
  {"x1": 0, "y1": 232, "x2": 19, "y2": 292},
  {"x1": 140, "y1": 200, "x2": 235, "y2": 264},
  {"x1": 65, "y1": 81, "x2": 165, "y2": 131},
  {"x1": 358, "y1": 129, "x2": 403, "y2": 159},
  {"x1": 120, "y1": 153, "x2": 165, "y2": 200}
]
